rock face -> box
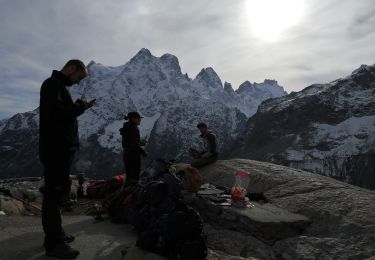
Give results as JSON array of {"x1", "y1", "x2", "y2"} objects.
[
  {"x1": 0, "y1": 195, "x2": 24, "y2": 215},
  {"x1": 198, "y1": 159, "x2": 375, "y2": 260},
  {"x1": 189, "y1": 195, "x2": 311, "y2": 244},
  {"x1": 231, "y1": 64, "x2": 375, "y2": 189},
  {"x1": 0, "y1": 48, "x2": 286, "y2": 179}
]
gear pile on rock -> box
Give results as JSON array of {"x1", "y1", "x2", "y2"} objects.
[{"x1": 103, "y1": 159, "x2": 208, "y2": 260}]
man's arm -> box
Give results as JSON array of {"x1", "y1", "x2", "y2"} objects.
[
  {"x1": 201, "y1": 133, "x2": 217, "y2": 158},
  {"x1": 42, "y1": 79, "x2": 90, "y2": 120}
]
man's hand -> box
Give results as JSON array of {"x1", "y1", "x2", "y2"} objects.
[
  {"x1": 188, "y1": 148, "x2": 202, "y2": 158},
  {"x1": 140, "y1": 135, "x2": 148, "y2": 146},
  {"x1": 80, "y1": 99, "x2": 96, "y2": 110},
  {"x1": 84, "y1": 99, "x2": 96, "y2": 110},
  {"x1": 76, "y1": 99, "x2": 95, "y2": 111}
]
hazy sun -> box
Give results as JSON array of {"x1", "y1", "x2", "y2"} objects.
[{"x1": 245, "y1": 0, "x2": 305, "y2": 42}]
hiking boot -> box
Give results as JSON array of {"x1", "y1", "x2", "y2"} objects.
[
  {"x1": 45, "y1": 243, "x2": 80, "y2": 259},
  {"x1": 43, "y1": 234, "x2": 75, "y2": 248},
  {"x1": 64, "y1": 234, "x2": 75, "y2": 243}
]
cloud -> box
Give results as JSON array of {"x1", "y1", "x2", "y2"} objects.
[{"x1": 0, "y1": 0, "x2": 375, "y2": 119}]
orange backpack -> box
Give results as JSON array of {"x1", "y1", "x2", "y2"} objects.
[{"x1": 183, "y1": 166, "x2": 203, "y2": 192}]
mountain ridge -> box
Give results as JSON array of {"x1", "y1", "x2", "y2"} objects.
[
  {"x1": 0, "y1": 48, "x2": 286, "y2": 179},
  {"x1": 231, "y1": 63, "x2": 375, "y2": 189}
]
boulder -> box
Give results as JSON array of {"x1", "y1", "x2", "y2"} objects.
[
  {"x1": 204, "y1": 224, "x2": 275, "y2": 259},
  {"x1": 0, "y1": 195, "x2": 24, "y2": 215},
  {"x1": 197, "y1": 159, "x2": 375, "y2": 259},
  {"x1": 190, "y1": 195, "x2": 310, "y2": 244}
]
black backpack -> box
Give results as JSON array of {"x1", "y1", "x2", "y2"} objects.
[{"x1": 161, "y1": 203, "x2": 207, "y2": 260}]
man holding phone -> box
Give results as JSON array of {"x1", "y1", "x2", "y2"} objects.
[{"x1": 39, "y1": 59, "x2": 94, "y2": 258}]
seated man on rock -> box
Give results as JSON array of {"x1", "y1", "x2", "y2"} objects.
[{"x1": 189, "y1": 122, "x2": 218, "y2": 168}]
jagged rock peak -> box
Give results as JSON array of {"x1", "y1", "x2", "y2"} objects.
[
  {"x1": 87, "y1": 60, "x2": 96, "y2": 68},
  {"x1": 195, "y1": 67, "x2": 223, "y2": 88},
  {"x1": 263, "y1": 79, "x2": 279, "y2": 85},
  {"x1": 351, "y1": 64, "x2": 372, "y2": 75},
  {"x1": 224, "y1": 82, "x2": 234, "y2": 93},
  {"x1": 160, "y1": 53, "x2": 182, "y2": 73},
  {"x1": 136, "y1": 48, "x2": 152, "y2": 57},
  {"x1": 160, "y1": 53, "x2": 179, "y2": 65},
  {"x1": 236, "y1": 80, "x2": 253, "y2": 93},
  {"x1": 129, "y1": 48, "x2": 153, "y2": 63}
]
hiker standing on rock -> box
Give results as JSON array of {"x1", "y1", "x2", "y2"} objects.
[
  {"x1": 120, "y1": 112, "x2": 147, "y2": 185},
  {"x1": 189, "y1": 122, "x2": 218, "y2": 168},
  {"x1": 39, "y1": 60, "x2": 94, "y2": 258}
]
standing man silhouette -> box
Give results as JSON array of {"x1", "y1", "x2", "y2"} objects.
[
  {"x1": 120, "y1": 111, "x2": 147, "y2": 185},
  {"x1": 39, "y1": 60, "x2": 94, "y2": 258}
]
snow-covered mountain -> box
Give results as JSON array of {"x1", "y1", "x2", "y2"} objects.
[
  {"x1": 231, "y1": 64, "x2": 375, "y2": 189},
  {"x1": 0, "y1": 48, "x2": 286, "y2": 178}
]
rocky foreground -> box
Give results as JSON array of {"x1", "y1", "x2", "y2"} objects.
[{"x1": 1, "y1": 159, "x2": 375, "y2": 259}]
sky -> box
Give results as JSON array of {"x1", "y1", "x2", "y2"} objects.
[{"x1": 1, "y1": 0, "x2": 375, "y2": 119}]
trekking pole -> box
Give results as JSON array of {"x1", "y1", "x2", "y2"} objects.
[{"x1": 0, "y1": 187, "x2": 42, "y2": 211}]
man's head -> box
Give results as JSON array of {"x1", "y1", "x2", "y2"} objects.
[
  {"x1": 61, "y1": 59, "x2": 88, "y2": 86},
  {"x1": 197, "y1": 122, "x2": 208, "y2": 135},
  {"x1": 126, "y1": 111, "x2": 143, "y2": 125}
]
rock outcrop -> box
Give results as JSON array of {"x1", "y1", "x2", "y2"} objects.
[
  {"x1": 197, "y1": 159, "x2": 375, "y2": 259},
  {"x1": 1, "y1": 159, "x2": 374, "y2": 259}
]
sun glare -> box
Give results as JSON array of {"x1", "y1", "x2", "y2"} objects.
[{"x1": 245, "y1": 0, "x2": 305, "y2": 42}]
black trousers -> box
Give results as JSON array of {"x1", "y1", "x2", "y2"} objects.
[
  {"x1": 41, "y1": 152, "x2": 74, "y2": 250},
  {"x1": 123, "y1": 152, "x2": 141, "y2": 182}
]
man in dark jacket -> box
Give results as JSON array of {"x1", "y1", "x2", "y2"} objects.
[
  {"x1": 39, "y1": 59, "x2": 94, "y2": 258},
  {"x1": 189, "y1": 122, "x2": 218, "y2": 168},
  {"x1": 120, "y1": 112, "x2": 147, "y2": 185}
]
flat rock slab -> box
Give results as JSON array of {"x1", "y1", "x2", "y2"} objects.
[
  {"x1": 188, "y1": 195, "x2": 311, "y2": 244},
  {"x1": 0, "y1": 215, "x2": 137, "y2": 260},
  {"x1": 123, "y1": 247, "x2": 167, "y2": 260},
  {"x1": 123, "y1": 246, "x2": 259, "y2": 260}
]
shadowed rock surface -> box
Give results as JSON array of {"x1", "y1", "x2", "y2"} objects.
[
  {"x1": 1, "y1": 159, "x2": 374, "y2": 259},
  {"x1": 198, "y1": 159, "x2": 375, "y2": 259}
]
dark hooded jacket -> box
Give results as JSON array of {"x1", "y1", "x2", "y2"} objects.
[
  {"x1": 200, "y1": 131, "x2": 218, "y2": 158},
  {"x1": 39, "y1": 70, "x2": 85, "y2": 162},
  {"x1": 120, "y1": 121, "x2": 144, "y2": 155}
]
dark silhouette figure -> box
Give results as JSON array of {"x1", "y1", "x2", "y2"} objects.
[
  {"x1": 39, "y1": 59, "x2": 94, "y2": 258},
  {"x1": 189, "y1": 122, "x2": 218, "y2": 168},
  {"x1": 120, "y1": 112, "x2": 146, "y2": 185}
]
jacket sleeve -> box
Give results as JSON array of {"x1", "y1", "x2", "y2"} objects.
[{"x1": 43, "y1": 79, "x2": 85, "y2": 120}]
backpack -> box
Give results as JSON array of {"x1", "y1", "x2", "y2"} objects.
[
  {"x1": 86, "y1": 180, "x2": 108, "y2": 199},
  {"x1": 162, "y1": 203, "x2": 207, "y2": 260},
  {"x1": 181, "y1": 166, "x2": 203, "y2": 192},
  {"x1": 136, "y1": 202, "x2": 207, "y2": 260},
  {"x1": 86, "y1": 175, "x2": 124, "y2": 199},
  {"x1": 104, "y1": 183, "x2": 142, "y2": 223}
]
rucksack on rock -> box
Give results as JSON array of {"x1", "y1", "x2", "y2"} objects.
[
  {"x1": 181, "y1": 166, "x2": 203, "y2": 192},
  {"x1": 162, "y1": 203, "x2": 207, "y2": 260}
]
